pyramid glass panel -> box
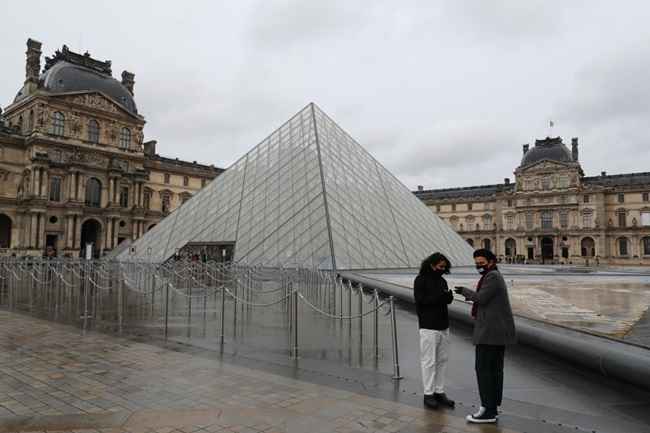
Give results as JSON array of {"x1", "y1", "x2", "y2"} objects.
[{"x1": 120, "y1": 103, "x2": 474, "y2": 268}]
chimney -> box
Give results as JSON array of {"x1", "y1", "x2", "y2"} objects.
[
  {"x1": 601, "y1": 171, "x2": 606, "y2": 177},
  {"x1": 121, "y1": 70, "x2": 135, "y2": 95},
  {"x1": 24, "y1": 38, "x2": 42, "y2": 93},
  {"x1": 571, "y1": 137, "x2": 579, "y2": 161},
  {"x1": 504, "y1": 178, "x2": 510, "y2": 185},
  {"x1": 417, "y1": 185, "x2": 424, "y2": 192},
  {"x1": 143, "y1": 140, "x2": 156, "y2": 156},
  {"x1": 522, "y1": 144, "x2": 529, "y2": 154}
]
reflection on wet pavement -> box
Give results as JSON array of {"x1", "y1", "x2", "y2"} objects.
[{"x1": 362, "y1": 265, "x2": 650, "y2": 339}]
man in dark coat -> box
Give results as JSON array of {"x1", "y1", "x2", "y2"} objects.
[
  {"x1": 454, "y1": 249, "x2": 516, "y2": 424},
  {"x1": 414, "y1": 252, "x2": 455, "y2": 410}
]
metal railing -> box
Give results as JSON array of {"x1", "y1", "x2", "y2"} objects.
[{"x1": 0, "y1": 258, "x2": 402, "y2": 378}]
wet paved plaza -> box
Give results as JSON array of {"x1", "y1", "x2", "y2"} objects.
[{"x1": 1, "y1": 308, "x2": 649, "y2": 433}]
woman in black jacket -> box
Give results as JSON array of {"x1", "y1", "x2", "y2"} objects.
[{"x1": 414, "y1": 252, "x2": 455, "y2": 410}]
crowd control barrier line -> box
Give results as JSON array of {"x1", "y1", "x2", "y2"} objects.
[{"x1": 341, "y1": 271, "x2": 650, "y2": 391}]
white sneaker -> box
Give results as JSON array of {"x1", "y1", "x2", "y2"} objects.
[
  {"x1": 472, "y1": 406, "x2": 485, "y2": 418},
  {"x1": 466, "y1": 411, "x2": 497, "y2": 424}
]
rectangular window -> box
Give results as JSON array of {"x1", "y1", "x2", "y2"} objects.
[
  {"x1": 641, "y1": 212, "x2": 650, "y2": 227},
  {"x1": 618, "y1": 212, "x2": 626, "y2": 228},
  {"x1": 162, "y1": 194, "x2": 171, "y2": 215},
  {"x1": 560, "y1": 211, "x2": 568, "y2": 228},
  {"x1": 541, "y1": 210, "x2": 553, "y2": 229},
  {"x1": 618, "y1": 193, "x2": 625, "y2": 203},
  {"x1": 451, "y1": 203, "x2": 456, "y2": 212},
  {"x1": 201, "y1": 178, "x2": 207, "y2": 188},
  {"x1": 506, "y1": 214, "x2": 514, "y2": 230},
  {"x1": 143, "y1": 191, "x2": 150, "y2": 210},
  {"x1": 49, "y1": 177, "x2": 61, "y2": 202},
  {"x1": 119, "y1": 187, "x2": 129, "y2": 208},
  {"x1": 467, "y1": 203, "x2": 472, "y2": 211},
  {"x1": 541, "y1": 177, "x2": 551, "y2": 190},
  {"x1": 643, "y1": 192, "x2": 649, "y2": 202},
  {"x1": 525, "y1": 213, "x2": 533, "y2": 230},
  {"x1": 183, "y1": 176, "x2": 189, "y2": 187},
  {"x1": 507, "y1": 199, "x2": 513, "y2": 207},
  {"x1": 164, "y1": 173, "x2": 170, "y2": 184},
  {"x1": 584, "y1": 194, "x2": 590, "y2": 203},
  {"x1": 583, "y1": 213, "x2": 592, "y2": 228},
  {"x1": 559, "y1": 176, "x2": 569, "y2": 188},
  {"x1": 436, "y1": 205, "x2": 441, "y2": 213}
]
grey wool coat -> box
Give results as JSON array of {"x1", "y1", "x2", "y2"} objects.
[{"x1": 460, "y1": 269, "x2": 517, "y2": 346}]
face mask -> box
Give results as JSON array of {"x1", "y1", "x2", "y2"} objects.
[{"x1": 476, "y1": 264, "x2": 487, "y2": 274}]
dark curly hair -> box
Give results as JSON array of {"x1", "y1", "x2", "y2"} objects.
[{"x1": 418, "y1": 252, "x2": 451, "y2": 276}]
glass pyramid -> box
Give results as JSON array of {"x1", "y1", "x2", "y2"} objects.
[{"x1": 120, "y1": 103, "x2": 474, "y2": 269}]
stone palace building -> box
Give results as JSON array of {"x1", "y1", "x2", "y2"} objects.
[
  {"x1": 0, "y1": 39, "x2": 222, "y2": 257},
  {"x1": 414, "y1": 137, "x2": 650, "y2": 266}
]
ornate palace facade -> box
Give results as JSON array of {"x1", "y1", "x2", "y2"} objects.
[
  {"x1": 414, "y1": 137, "x2": 650, "y2": 266},
  {"x1": 0, "y1": 39, "x2": 222, "y2": 257}
]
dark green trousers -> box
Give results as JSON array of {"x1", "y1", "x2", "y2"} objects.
[{"x1": 475, "y1": 344, "x2": 505, "y2": 411}]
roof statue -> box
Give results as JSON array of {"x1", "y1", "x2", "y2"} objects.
[{"x1": 120, "y1": 103, "x2": 474, "y2": 269}]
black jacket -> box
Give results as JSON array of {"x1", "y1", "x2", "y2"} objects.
[{"x1": 414, "y1": 273, "x2": 453, "y2": 330}]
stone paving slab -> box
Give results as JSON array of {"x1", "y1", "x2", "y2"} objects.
[{"x1": 0, "y1": 310, "x2": 527, "y2": 433}]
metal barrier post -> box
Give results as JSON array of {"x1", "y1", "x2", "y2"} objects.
[
  {"x1": 187, "y1": 284, "x2": 192, "y2": 339},
  {"x1": 358, "y1": 283, "x2": 363, "y2": 351},
  {"x1": 164, "y1": 276, "x2": 170, "y2": 340},
  {"x1": 292, "y1": 288, "x2": 299, "y2": 359},
  {"x1": 389, "y1": 296, "x2": 402, "y2": 380},
  {"x1": 118, "y1": 271, "x2": 124, "y2": 335},
  {"x1": 373, "y1": 288, "x2": 379, "y2": 360},
  {"x1": 220, "y1": 285, "x2": 226, "y2": 346}
]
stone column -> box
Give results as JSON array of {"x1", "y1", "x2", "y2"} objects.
[
  {"x1": 113, "y1": 220, "x2": 119, "y2": 249},
  {"x1": 41, "y1": 170, "x2": 49, "y2": 199},
  {"x1": 37, "y1": 213, "x2": 46, "y2": 251},
  {"x1": 107, "y1": 178, "x2": 112, "y2": 206},
  {"x1": 131, "y1": 221, "x2": 137, "y2": 240},
  {"x1": 30, "y1": 213, "x2": 38, "y2": 248},
  {"x1": 105, "y1": 217, "x2": 113, "y2": 250},
  {"x1": 65, "y1": 216, "x2": 73, "y2": 248},
  {"x1": 32, "y1": 169, "x2": 40, "y2": 198},
  {"x1": 75, "y1": 216, "x2": 82, "y2": 250},
  {"x1": 78, "y1": 173, "x2": 86, "y2": 203}
]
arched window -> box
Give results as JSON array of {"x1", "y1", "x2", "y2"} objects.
[
  {"x1": 618, "y1": 237, "x2": 629, "y2": 256},
  {"x1": 642, "y1": 237, "x2": 650, "y2": 256},
  {"x1": 88, "y1": 119, "x2": 100, "y2": 144},
  {"x1": 85, "y1": 178, "x2": 102, "y2": 208},
  {"x1": 52, "y1": 112, "x2": 65, "y2": 136},
  {"x1": 581, "y1": 237, "x2": 595, "y2": 257},
  {"x1": 505, "y1": 238, "x2": 516, "y2": 257},
  {"x1": 482, "y1": 238, "x2": 492, "y2": 251},
  {"x1": 119, "y1": 127, "x2": 131, "y2": 149},
  {"x1": 162, "y1": 193, "x2": 171, "y2": 215}
]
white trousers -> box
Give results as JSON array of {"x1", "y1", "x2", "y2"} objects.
[{"x1": 419, "y1": 328, "x2": 450, "y2": 395}]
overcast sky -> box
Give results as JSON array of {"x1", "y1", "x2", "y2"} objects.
[{"x1": 2, "y1": 1, "x2": 650, "y2": 190}]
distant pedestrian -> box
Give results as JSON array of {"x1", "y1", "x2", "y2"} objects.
[
  {"x1": 414, "y1": 252, "x2": 455, "y2": 410},
  {"x1": 454, "y1": 249, "x2": 516, "y2": 424}
]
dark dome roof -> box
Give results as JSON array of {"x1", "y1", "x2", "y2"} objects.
[
  {"x1": 14, "y1": 61, "x2": 137, "y2": 114},
  {"x1": 521, "y1": 137, "x2": 573, "y2": 167}
]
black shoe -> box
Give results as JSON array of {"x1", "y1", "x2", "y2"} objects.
[
  {"x1": 466, "y1": 410, "x2": 498, "y2": 424},
  {"x1": 433, "y1": 392, "x2": 455, "y2": 408},
  {"x1": 423, "y1": 395, "x2": 438, "y2": 409}
]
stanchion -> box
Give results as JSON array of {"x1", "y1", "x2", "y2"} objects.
[
  {"x1": 118, "y1": 274, "x2": 124, "y2": 335},
  {"x1": 164, "y1": 277, "x2": 170, "y2": 341},
  {"x1": 373, "y1": 288, "x2": 379, "y2": 360},
  {"x1": 292, "y1": 288, "x2": 299, "y2": 359},
  {"x1": 389, "y1": 296, "x2": 402, "y2": 380},
  {"x1": 220, "y1": 285, "x2": 226, "y2": 346}
]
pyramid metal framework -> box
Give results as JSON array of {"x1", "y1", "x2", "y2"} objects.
[{"x1": 120, "y1": 104, "x2": 474, "y2": 269}]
